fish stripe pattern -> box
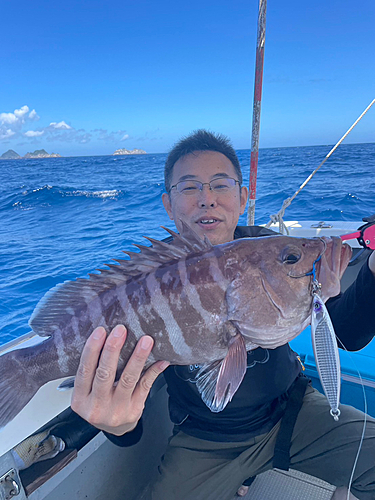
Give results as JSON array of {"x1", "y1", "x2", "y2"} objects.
[
  {"x1": 145, "y1": 272, "x2": 193, "y2": 359},
  {"x1": 0, "y1": 222, "x2": 351, "y2": 428}
]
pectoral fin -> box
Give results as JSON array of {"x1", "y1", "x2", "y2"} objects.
[{"x1": 196, "y1": 334, "x2": 247, "y2": 412}]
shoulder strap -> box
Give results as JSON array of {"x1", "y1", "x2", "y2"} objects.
[{"x1": 273, "y1": 375, "x2": 309, "y2": 471}]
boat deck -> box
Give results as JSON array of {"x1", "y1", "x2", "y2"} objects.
[{"x1": 229, "y1": 469, "x2": 340, "y2": 500}]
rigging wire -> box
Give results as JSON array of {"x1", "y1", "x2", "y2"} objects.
[{"x1": 265, "y1": 99, "x2": 375, "y2": 233}]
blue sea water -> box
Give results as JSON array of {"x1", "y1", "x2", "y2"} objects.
[{"x1": 0, "y1": 143, "x2": 374, "y2": 346}]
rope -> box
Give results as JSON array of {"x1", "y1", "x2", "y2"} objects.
[{"x1": 265, "y1": 99, "x2": 375, "y2": 233}]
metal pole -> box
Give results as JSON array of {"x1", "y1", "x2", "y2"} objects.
[{"x1": 247, "y1": 0, "x2": 267, "y2": 226}]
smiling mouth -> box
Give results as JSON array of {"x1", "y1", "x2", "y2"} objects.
[{"x1": 198, "y1": 219, "x2": 219, "y2": 225}]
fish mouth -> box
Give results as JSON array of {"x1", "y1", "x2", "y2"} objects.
[
  {"x1": 316, "y1": 237, "x2": 352, "y2": 300},
  {"x1": 339, "y1": 242, "x2": 352, "y2": 278},
  {"x1": 318, "y1": 236, "x2": 352, "y2": 277}
]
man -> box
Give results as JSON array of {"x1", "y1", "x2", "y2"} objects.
[{"x1": 71, "y1": 130, "x2": 375, "y2": 500}]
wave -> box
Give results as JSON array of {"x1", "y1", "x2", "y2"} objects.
[{"x1": 5, "y1": 185, "x2": 125, "y2": 211}]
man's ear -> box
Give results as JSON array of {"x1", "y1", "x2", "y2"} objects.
[
  {"x1": 162, "y1": 192, "x2": 174, "y2": 220},
  {"x1": 240, "y1": 185, "x2": 248, "y2": 215}
]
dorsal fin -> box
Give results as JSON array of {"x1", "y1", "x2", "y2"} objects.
[
  {"x1": 29, "y1": 223, "x2": 212, "y2": 337},
  {"x1": 109, "y1": 220, "x2": 212, "y2": 276},
  {"x1": 162, "y1": 220, "x2": 213, "y2": 253}
]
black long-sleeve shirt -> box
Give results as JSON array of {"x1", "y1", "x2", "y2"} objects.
[{"x1": 106, "y1": 226, "x2": 375, "y2": 446}]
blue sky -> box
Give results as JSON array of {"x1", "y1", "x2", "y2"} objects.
[{"x1": 1, "y1": 0, "x2": 374, "y2": 156}]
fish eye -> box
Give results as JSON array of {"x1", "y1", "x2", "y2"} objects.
[
  {"x1": 281, "y1": 246, "x2": 302, "y2": 265},
  {"x1": 284, "y1": 254, "x2": 300, "y2": 264}
]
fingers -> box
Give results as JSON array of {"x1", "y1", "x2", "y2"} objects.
[
  {"x1": 237, "y1": 485, "x2": 249, "y2": 497},
  {"x1": 90, "y1": 325, "x2": 127, "y2": 398},
  {"x1": 73, "y1": 326, "x2": 108, "y2": 399},
  {"x1": 114, "y1": 335, "x2": 170, "y2": 411},
  {"x1": 131, "y1": 360, "x2": 170, "y2": 406},
  {"x1": 72, "y1": 324, "x2": 170, "y2": 433},
  {"x1": 115, "y1": 335, "x2": 155, "y2": 397},
  {"x1": 369, "y1": 250, "x2": 375, "y2": 276}
]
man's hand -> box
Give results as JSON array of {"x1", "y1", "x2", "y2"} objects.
[
  {"x1": 368, "y1": 250, "x2": 375, "y2": 277},
  {"x1": 71, "y1": 324, "x2": 169, "y2": 436}
]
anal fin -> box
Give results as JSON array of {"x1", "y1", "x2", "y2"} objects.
[{"x1": 196, "y1": 334, "x2": 247, "y2": 412}]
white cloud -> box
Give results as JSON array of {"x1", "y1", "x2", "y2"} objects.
[
  {"x1": 0, "y1": 106, "x2": 32, "y2": 126},
  {"x1": 0, "y1": 112, "x2": 18, "y2": 125},
  {"x1": 29, "y1": 109, "x2": 39, "y2": 121},
  {"x1": 0, "y1": 105, "x2": 132, "y2": 149},
  {"x1": 14, "y1": 105, "x2": 30, "y2": 119},
  {"x1": 49, "y1": 121, "x2": 72, "y2": 130},
  {"x1": 24, "y1": 130, "x2": 44, "y2": 137},
  {"x1": 0, "y1": 129, "x2": 15, "y2": 140},
  {"x1": 1, "y1": 105, "x2": 35, "y2": 140}
]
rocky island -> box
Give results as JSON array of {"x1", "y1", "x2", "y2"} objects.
[
  {"x1": 24, "y1": 149, "x2": 61, "y2": 159},
  {"x1": 113, "y1": 148, "x2": 146, "y2": 155},
  {"x1": 0, "y1": 149, "x2": 61, "y2": 159},
  {"x1": 0, "y1": 149, "x2": 22, "y2": 160}
]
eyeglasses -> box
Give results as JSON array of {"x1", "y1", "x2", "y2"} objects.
[{"x1": 170, "y1": 177, "x2": 240, "y2": 195}]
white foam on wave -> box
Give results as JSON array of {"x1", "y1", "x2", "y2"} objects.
[{"x1": 71, "y1": 189, "x2": 120, "y2": 199}]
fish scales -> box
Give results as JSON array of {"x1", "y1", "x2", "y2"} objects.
[
  {"x1": 177, "y1": 260, "x2": 220, "y2": 326},
  {"x1": 182, "y1": 249, "x2": 230, "y2": 319},
  {"x1": 145, "y1": 271, "x2": 192, "y2": 360},
  {"x1": 114, "y1": 284, "x2": 146, "y2": 363},
  {"x1": 127, "y1": 253, "x2": 228, "y2": 362},
  {"x1": 0, "y1": 223, "x2": 352, "y2": 427},
  {"x1": 119, "y1": 281, "x2": 153, "y2": 345},
  {"x1": 122, "y1": 264, "x2": 195, "y2": 362}
]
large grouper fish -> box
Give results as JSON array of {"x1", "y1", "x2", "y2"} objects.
[{"x1": 0, "y1": 222, "x2": 351, "y2": 427}]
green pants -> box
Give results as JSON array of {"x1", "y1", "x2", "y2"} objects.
[{"x1": 152, "y1": 386, "x2": 375, "y2": 500}]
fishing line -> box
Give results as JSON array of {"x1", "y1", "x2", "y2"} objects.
[
  {"x1": 265, "y1": 99, "x2": 375, "y2": 233},
  {"x1": 335, "y1": 337, "x2": 368, "y2": 500}
]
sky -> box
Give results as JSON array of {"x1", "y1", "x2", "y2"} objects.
[{"x1": 1, "y1": 0, "x2": 374, "y2": 156}]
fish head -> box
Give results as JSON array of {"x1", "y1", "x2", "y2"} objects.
[
  {"x1": 225, "y1": 235, "x2": 352, "y2": 348},
  {"x1": 272, "y1": 235, "x2": 352, "y2": 300}
]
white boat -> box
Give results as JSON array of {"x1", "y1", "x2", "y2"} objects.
[{"x1": 1, "y1": 219, "x2": 372, "y2": 500}]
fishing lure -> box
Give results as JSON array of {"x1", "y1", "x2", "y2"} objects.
[
  {"x1": 288, "y1": 239, "x2": 343, "y2": 421},
  {"x1": 311, "y1": 286, "x2": 341, "y2": 421}
]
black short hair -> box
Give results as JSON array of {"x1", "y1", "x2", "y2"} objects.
[{"x1": 164, "y1": 129, "x2": 243, "y2": 192}]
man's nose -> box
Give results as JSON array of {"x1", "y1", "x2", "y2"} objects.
[{"x1": 198, "y1": 184, "x2": 217, "y2": 208}]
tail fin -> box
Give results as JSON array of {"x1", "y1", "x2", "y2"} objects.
[{"x1": 0, "y1": 350, "x2": 41, "y2": 428}]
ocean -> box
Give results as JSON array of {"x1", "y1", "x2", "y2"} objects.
[{"x1": 1, "y1": 143, "x2": 374, "y2": 346}]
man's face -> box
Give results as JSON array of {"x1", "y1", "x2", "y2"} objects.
[{"x1": 162, "y1": 151, "x2": 248, "y2": 245}]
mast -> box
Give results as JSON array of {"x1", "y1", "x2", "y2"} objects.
[{"x1": 247, "y1": 0, "x2": 267, "y2": 225}]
